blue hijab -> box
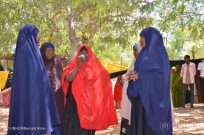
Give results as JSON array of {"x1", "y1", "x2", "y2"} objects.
[
  {"x1": 8, "y1": 24, "x2": 60, "y2": 135},
  {"x1": 127, "y1": 27, "x2": 172, "y2": 135}
]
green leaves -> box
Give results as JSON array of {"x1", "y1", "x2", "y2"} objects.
[{"x1": 0, "y1": 0, "x2": 203, "y2": 63}]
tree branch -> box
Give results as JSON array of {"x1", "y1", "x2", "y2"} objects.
[{"x1": 74, "y1": 3, "x2": 94, "y2": 19}]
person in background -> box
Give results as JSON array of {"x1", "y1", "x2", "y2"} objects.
[
  {"x1": 127, "y1": 27, "x2": 172, "y2": 135},
  {"x1": 40, "y1": 42, "x2": 64, "y2": 122},
  {"x1": 7, "y1": 24, "x2": 60, "y2": 135},
  {"x1": 171, "y1": 65, "x2": 182, "y2": 107},
  {"x1": 120, "y1": 43, "x2": 141, "y2": 135},
  {"x1": 198, "y1": 59, "x2": 204, "y2": 102},
  {"x1": 61, "y1": 44, "x2": 118, "y2": 135},
  {"x1": 114, "y1": 75, "x2": 123, "y2": 109},
  {"x1": 180, "y1": 55, "x2": 196, "y2": 108}
]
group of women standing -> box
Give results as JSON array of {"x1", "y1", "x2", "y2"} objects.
[
  {"x1": 7, "y1": 24, "x2": 117, "y2": 135},
  {"x1": 7, "y1": 24, "x2": 173, "y2": 135}
]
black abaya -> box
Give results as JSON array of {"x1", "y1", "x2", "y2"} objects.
[
  {"x1": 61, "y1": 84, "x2": 95, "y2": 135},
  {"x1": 130, "y1": 96, "x2": 158, "y2": 135}
]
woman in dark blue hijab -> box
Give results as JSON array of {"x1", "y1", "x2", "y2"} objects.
[
  {"x1": 127, "y1": 27, "x2": 172, "y2": 135},
  {"x1": 7, "y1": 24, "x2": 60, "y2": 135}
]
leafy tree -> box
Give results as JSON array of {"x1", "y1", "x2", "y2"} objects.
[{"x1": 0, "y1": 0, "x2": 203, "y2": 67}]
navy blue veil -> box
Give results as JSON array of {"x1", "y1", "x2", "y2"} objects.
[
  {"x1": 127, "y1": 27, "x2": 172, "y2": 135},
  {"x1": 8, "y1": 24, "x2": 60, "y2": 135}
]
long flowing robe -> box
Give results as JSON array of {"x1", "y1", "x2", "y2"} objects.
[
  {"x1": 171, "y1": 66, "x2": 182, "y2": 107},
  {"x1": 62, "y1": 45, "x2": 118, "y2": 130},
  {"x1": 7, "y1": 24, "x2": 60, "y2": 135},
  {"x1": 127, "y1": 27, "x2": 173, "y2": 135},
  {"x1": 40, "y1": 43, "x2": 64, "y2": 122}
]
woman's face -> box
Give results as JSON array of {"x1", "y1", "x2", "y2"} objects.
[
  {"x1": 139, "y1": 36, "x2": 146, "y2": 48},
  {"x1": 45, "y1": 48, "x2": 55, "y2": 60},
  {"x1": 80, "y1": 49, "x2": 88, "y2": 61},
  {"x1": 133, "y1": 48, "x2": 138, "y2": 58},
  {"x1": 37, "y1": 32, "x2": 40, "y2": 44}
]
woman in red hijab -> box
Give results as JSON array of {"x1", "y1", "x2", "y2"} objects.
[
  {"x1": 114, "y1": 75, "x2": 123, "y2": 109},
  {"x1": 61, "y1": 44, "x2": 118, "y2": 135}
]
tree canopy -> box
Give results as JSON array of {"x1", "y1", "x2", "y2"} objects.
[{"x1": 0, "y1": 0, "x2": 204, "y2": 66}]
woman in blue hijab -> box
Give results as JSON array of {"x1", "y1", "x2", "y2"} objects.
[
  {"x1": 127, "y1": 27, "x2": 172, "y2": 135},
  {"x1": 7, "y1": 24, "x2": 60, "y2": 135}
]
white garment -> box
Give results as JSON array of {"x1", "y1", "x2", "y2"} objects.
[
  {"x1": 120, "y1": 58, "x2": 136, "y2": 124},
  {"x1": 198, "y1": 60, "x2": 204, "y2": 78},
  {"x1": 120, "y1": 44, "x2": 141, "y2": 124}
]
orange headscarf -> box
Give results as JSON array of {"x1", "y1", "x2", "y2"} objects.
[{"x1": 62, "y1": 44, "x2": 118, "y2": 130}]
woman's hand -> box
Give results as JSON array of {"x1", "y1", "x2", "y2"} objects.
[
  {"x1": 77, "y1": 56, "x2": 83, "y2": 66},
  {"x1": 66, "y1": 57, "x2": 83, "y2": 82},
  {"x1": 78, "y1": 54, "x2": 88, "y2": 66},
  {"x1": 129, "y1": 70, "x2": 138, "y2": 81}
]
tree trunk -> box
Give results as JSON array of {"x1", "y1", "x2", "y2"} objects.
[
  {"x1": 70, "y1": 40, "x2": 77, "y2": 58},
  {"x1": 67, "y1": 5, "x2": 78, "y2": 59}
]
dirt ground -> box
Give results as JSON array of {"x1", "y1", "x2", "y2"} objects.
[{"x1": 1, "y1": 103, "x2": 204, "y2": 135}]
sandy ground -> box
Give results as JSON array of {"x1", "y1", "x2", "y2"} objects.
[{"x1": 1, "y1": 103, "x2": 204, "y2": 135}]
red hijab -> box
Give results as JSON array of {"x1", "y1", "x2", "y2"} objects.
[
  {"x1": 114, "y1": 75, "x2": 123, "y2": 101},
  {"x1": 62, "y1": 44, "x2": 118, "y2": 130}
]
